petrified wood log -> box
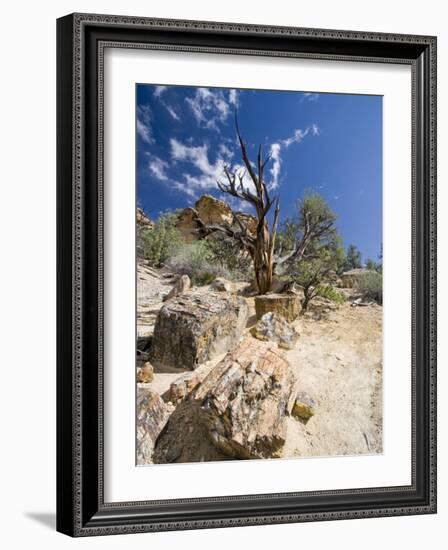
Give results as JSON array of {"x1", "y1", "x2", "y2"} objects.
[
  {"x1": 136, "y1": 386, "x2": 170, "y2": 465},
  {"x1": 254, "y1": 293, "x2": 301, "y2": 322},
  {"x1": 149, "y1": 289, "x2": 248, "y2": 370},
  {"x1": 153, "y1": 337, "x2": 296, "y2": 462}
]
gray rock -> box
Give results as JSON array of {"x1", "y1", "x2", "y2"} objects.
[
  {"x1": 210, "y1": 277, "x2": 233, "y2": 292},
  {"x1": 150, "y1": 289, "x2": 248, "y2": 370},
  {"x1": 162, "y1": 274, "x2": 191, "y2": 302},
  {"x1": 251, "y1": 312, "x2": 299, "y2": 350},
  {"x1": 292, "y1": 392, "x2": 316, "y2": 420}
]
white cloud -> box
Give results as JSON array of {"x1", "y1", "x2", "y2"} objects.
[
  {"x1": 266, "y1": 123, "x2": 320, "y2": 189},
  {"x1": 153, "y1": 85, "x2": 167, "y2": 97},
  {"x1": 136, "y1": 105, "x2": 153, "y2": 144},
  {"x1": 269, "y1": 143, "x2": 282, "y2": 190},
  {"x1": 169, "y1": 138, "x2": 256, "y2": 200},
  {"x1": 170, "y1": 139, "x2": 225, "y2": 189},
  {"x1": 219, "y1": 143, "x2": 234, "y2": 161},
  {"x1": 148, "y1": 156, "x2": 168, "y2": 181},
  {"x1": 185, "y1": 87, "x2": 233, "y2": 130},
  {"x1": 281, "y1": 128, "x2": 309, "y2": 148},
  {"x1": 171, "y1": 181, "x2": 198, "y2": 199},
  {"x1": 165, "y1": 105, "x2": 180, "y2": 121},
  {"x1": 229, "y1": 89, "x2": 239, "y2": 107},
  {"x1": 152, "y1": 86, "x2": 181, "y2": 122},
  {"x1": 301, "y1": 92, "x2": 319, "y2": 102}
]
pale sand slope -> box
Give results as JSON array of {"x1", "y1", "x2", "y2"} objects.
[{"x1": 283, "y1": 303, "x2": 383, "y2": 458}]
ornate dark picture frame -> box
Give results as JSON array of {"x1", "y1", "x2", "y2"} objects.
[{"x1": 56, "y1": 13, "x2": 437, "y2": 537}]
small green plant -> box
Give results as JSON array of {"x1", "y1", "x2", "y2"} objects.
[
  {"x1": 358, "y1": 271, "x2": 383, "y2": 304},
  {"x1": 141, "y1": 213, "x2": 182, "y2": 267},
  {"x1": 204, "y1": 235, "x2": 253, "y2": 281},
  {"x1": 166, "y1": 241, "x2": 230, "y2": 286},
  {"x1": 316, "y1": 284, "x2": 346, "y2": 305}
]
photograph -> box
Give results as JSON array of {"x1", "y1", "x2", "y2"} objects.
[{"x1": 135, "y1": 83, "x2": 384, "y2": 465}]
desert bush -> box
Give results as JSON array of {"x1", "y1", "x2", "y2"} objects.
[
  {"x1": 316, "y1": 284, "x2": 346, "y2": 305},
  {"x1": 344, "y1": 244, "x2": 362, "y2": 271},
  {"x1": 289, "y1": 246, "x2": 345, "y2": 311},
  {"x1": 166, "y1": 241, "x2": 231, "y2": 286},
  {"x1": 204, "y1": 236, "x2": 253, "y2": 282},
  {"x1": 141, "y1": 213, "x2": 182, "y2": 267},
  {"x1": 358, "y1": 271, "x2": 383, "y2": 304}
]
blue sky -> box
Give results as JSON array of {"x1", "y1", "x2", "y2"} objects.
[{"x1": 136, "y1": 84, "x2": 382, "y2": 262}]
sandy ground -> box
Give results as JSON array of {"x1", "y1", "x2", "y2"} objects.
[
  {"x1": 284, "y1": 303, "x2": 382, "y2": 457},
  {"x1": 138, "y1": 263, "x2": 383, "y2": 459}
]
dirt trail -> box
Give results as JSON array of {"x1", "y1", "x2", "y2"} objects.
[{"x1": 283, "y1": 303, "x2": 382, "y2": 457}]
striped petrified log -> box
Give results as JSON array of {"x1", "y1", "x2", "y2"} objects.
[{"x1": 153, "y1": 336, "x2": 296, "y2": 463}]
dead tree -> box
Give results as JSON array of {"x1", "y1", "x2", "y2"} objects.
[
  {"x1": 192, "y1": 121, "x2": 279, "y2": 294},
  {"x1": 190, "y1": 121, "x2": 337, "y2": 295}
]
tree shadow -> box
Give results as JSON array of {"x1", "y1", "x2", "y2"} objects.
[{"x1": 25, "y1": 512, "x2": 56, "y2": 530}]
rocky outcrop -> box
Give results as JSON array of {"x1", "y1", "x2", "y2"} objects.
[
  {"x1": 292, "y1": 392, "x2": 316, "y2": 420},
  {"x1": 162, "y1": 274, "x2": 191, "y2": 302},
  {"x1": 136, "y1": 208, "x2": 154, "y2": 257},
  {"x1": 210, "y1": 277, "x2": 233, "y2": 292},
  {"x1": 175, "y1": 195, "x2": 257, "y2": 242},
  {"x1": 234, "y1": 212, "x2": 257, "y2": 235},
  {"x1": 137, "y1": 207, "x2": 154, "y2": 230},
  {"x1": 251, "y1": 312, "x2": 299, "y2": 350},
  {"x1": 254, "y1": 293, "x2": 301, "y2": 322},
  {"x1": 341, "y1": 268, "x2": 374, "y2": 289},
  {"x1": 149, "y1": 289, "x2": 248, "y2": 370},
  {"x1": 196, "y1": 195, "x2": 234, "y2": 225},
  {"x1": 137, "y1": 362, "x2": 154, "y2": 383},
  {"x1": 175, "y1": 208, "x2": 200, "y2": 242},
  {"x1": 153, "y1": 337, "x2": 296, "y2": 462},
  {"x1": 137, "y1": 262, "x2": 177, "y2": 338},
  {"x1": 136, "y1": 386, "x2": 170, "y2": 464}
]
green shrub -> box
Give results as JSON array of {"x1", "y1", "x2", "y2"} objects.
[
  {"x1": 204, "y1": 236, "x2": 253, "y2": 282},
  {"x1": 141, "y1": 214, "x2": 182, "y2": 267},
  {"x1": 358, "y1": 271, "x2": 383, "y2": 304},
  {"x1": 316, "y1": 284, "x2": 346, "y2": 305},
  {"x1": 166, "y1": 241, "x2": 231, "y2": 286}
]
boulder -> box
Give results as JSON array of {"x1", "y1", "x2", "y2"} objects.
[
  {"x1": 254, "y1": 293, "x2": 301, "y2": 322},
  {"x1": 292, "y1": 392, "x2": 316, "y2": 420},
  {"x1": 136, "y1": 386, "x2": 170, "y2": 464},
  {"x1": 136, "y1": 350, "x2": 151, "y2": 368},
  {"x1": 195, "y1": 195, "x2": 234, "y2": 225},
  {"x1": 137, "y1": 362, "x2": 154, "y2": 383},
  {"x1": 234, "y1": 211, "x2": 257, "y2": 234},
  {"x1": 175, "y1": 195, "x2": 257, "y2": 242},
  {"x1": 210, "y1": 277, "x2": 233, "y2": 292},
  {"x1": 162, "y1": 363, "x2": 211, "y2": 405},
  {"x1": 251, "y1": 312, "x2": 299, "y2": 350},
  {"x1": 340, "y1": 268, "x2": 375, "y2": 289},
  {"x1": 162, "y1": 274, "x2": 191, "y2": 302},
  {"x1": 154, "y1": 337, "x2": 296, "y2": 462},
  {"x1": 150, "y1": 289, "x2": 248, "y2": 370}
]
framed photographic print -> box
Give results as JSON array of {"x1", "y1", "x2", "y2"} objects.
[{"x1": 56, "y1": 13, "x2": 437, "y2": 536}]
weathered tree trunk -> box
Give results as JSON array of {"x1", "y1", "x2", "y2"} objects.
[
  {"x1": 253, "y1": 222, "x2": 274, "y2": 294},
  {"x1": 192, "y1": 118, "x2": 280, "y2": 295}
]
